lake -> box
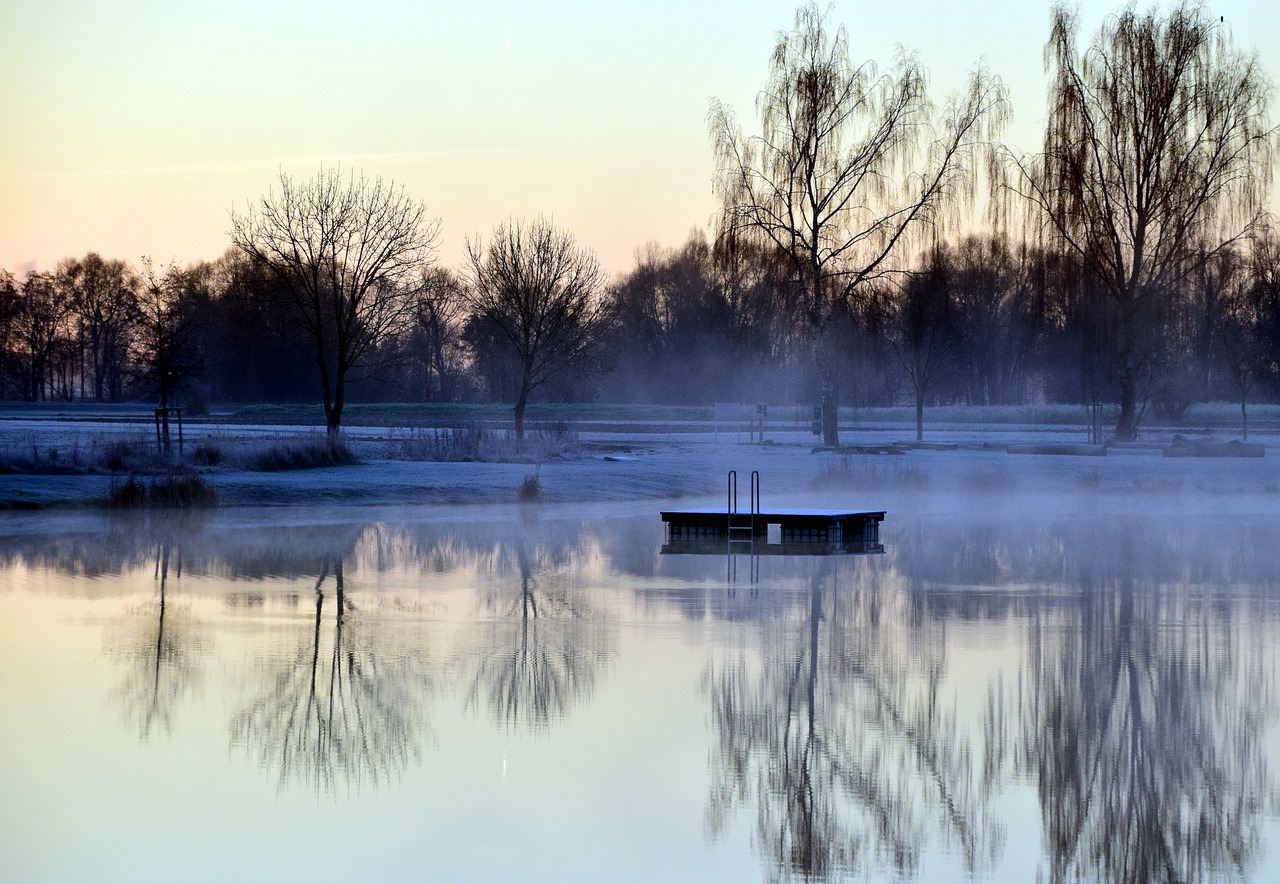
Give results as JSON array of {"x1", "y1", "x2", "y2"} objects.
[{"x1": 2, "y1": 502, "x2": 1279, "y2": 883}]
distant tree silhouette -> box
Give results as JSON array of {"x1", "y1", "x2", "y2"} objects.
[
  {"x1": 13, "y1": 271, "x2": 72, "y2": 401},
  {"x1": 709, "y1": 2, "x2": 1008, "y2": 445},
  {"x1": 201, "y1": 249, "x2": 315, "y2": 404},
  {"x1": 890, "y1": 254, "x2": 960, "y2": 441},
  {"x1": 0, "y1": 270, "x2": 19, "y2": 399},
  {"x1": 604, "y1": 234, "x2": 746, "y2": 403},
  {"x1": 409, "y1": 267, "x2": 468, "y2": 402},
  {"x1": 947, "y1": 235, "x2": 1049, "y2": 406},
  {"x1": 133, "y1": 258, "x2": 206, "y2": 416},
  {"x1": 1007, "y1": 2, "x2": 1275, "y2": 441},
  {"x1": 463, "y1": 217, "x2": 607, "y2": 439},
  {"x1": 231, "y1": 167, "x2": 441, "y2": 437},
  {"x1": 58, "y1": 253, "x2": 137, "y2": 402},
  {"x1": 1218, "y1": 234, "x2": 1280, "y2": 439}
]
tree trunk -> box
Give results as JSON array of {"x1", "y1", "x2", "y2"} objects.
[
  {"x1": 916, "y1": 391, "x2": 925, "y2": 442},
  {"x1": 1115, "y1": 374, "x2": 1138, "y2": 442},
  {"x1": 513, "y1": 378, "x2": 531, "y2": 442},
  {"x1": 1241, "y1": 395, "x2": 1249, "y2": 441},
  {"x1": 325, "y1": 372, "x2": 344, "y2": 440},
  {"x1": 1114, "y1": 314, "x2": 1138, "y2": 442},
  {"x1": 820, "y1": 371, "x2": 838, "y2": 448}
]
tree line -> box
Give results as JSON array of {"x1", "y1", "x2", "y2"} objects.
[{"x1": 1, "y1": 2, "x2": 1277, "y2": 441}]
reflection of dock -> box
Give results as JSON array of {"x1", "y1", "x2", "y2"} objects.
[{"x1": 661, "y1": 508, "x2": 885, "y2": 555}]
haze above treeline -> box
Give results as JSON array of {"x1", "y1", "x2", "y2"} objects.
[{"x1": 1, "y1": 2, "x2": 1277, "y2": 445}]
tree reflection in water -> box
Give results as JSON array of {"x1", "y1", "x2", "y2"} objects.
[
  {"x1": 108, "y1": 537, "x2": 204, "y2": 740},
  {"x1": 989, "y1": 535, "x2": 1280, "y2": 884},
  {"x1": 705, "y1": 561, "x2": 1001, "y2": 881},
  {"x1": 466, "y1": 510, "x2": 614, "y2": 732},
  {"x1": 231, "y1": 543, "x2": 427, "y2": 794}
]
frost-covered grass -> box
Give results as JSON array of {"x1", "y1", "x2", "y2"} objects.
[
  {"x1": 386, "y1": 424, "x2": 578, "y2": 463},
  {"x1": 235, "y1": 436, "x2": 360, "y2": 471},
  {"x1": 2, "y1": 403, "x2": 1278, "y2": 512},
  {"x1": 0, "y1": 433, "x2": 163, "y2": 474}
]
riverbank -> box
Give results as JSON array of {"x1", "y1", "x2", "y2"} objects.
[{"x1": 1, "y1": 415, "x2": 1277, "y2": 534}]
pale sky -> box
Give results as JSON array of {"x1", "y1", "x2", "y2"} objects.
[{"x1": 2, "y1": 0, "x2": 1277, "y2": 277}]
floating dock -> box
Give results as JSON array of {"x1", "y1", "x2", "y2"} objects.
[
  {"x1": 661, "y1": 471, "x2": 885, "y2": 556},
  {"x1": 660, "y1": 507, "x2": 885, "y2": 555}
]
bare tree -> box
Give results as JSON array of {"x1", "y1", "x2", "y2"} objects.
[
  {"x1": 890, "y1": 256, "x2": 961, "y2": 441},
  {"x1": 1007, "y1": 2, "x2": 1275, "y2": 441},
  {"x1": 463, "y1": 217, "x2": 607, "y2": 439},
  {"x1": 410, "y1": 267, "x2": 468, "y2": 402},
  {"x1": 231, "y1": 167, "x2": 441, "y2": 437},
  {"x1": 14, "y1": 271, "x2": 73, "y2": 401},
  {"x1": 1218, "y1": 235, "x2": 1280, "y2": 439},
  {"x1": 709, "y1": 2, "x2": 1008, "y2": 445},
  {"x1": 133, "y1": 258, "x2": 206, "y2": 416},
  {"x1": 0, "y1": 270, "x2": 19, "y2": 399},
  {"x1": 59, "y1": 253, "x2": 137, "y2": 402}
]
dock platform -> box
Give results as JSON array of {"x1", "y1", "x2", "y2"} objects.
[{"x1": 661, "y1": 507, "x2": 885, "y2": 555}]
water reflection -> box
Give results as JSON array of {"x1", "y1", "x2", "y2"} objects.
[
  {"x1": 106, "y1": 537, "x2": 204, "y2": 739},
  {"x1": 987, "y1": 535, "x2": 1280, "y2": 884},
  {"x1": 464, "y1": 519, "x2": 615, "y2": 731},
  {"x1": 5, "y1": 508, "x2": 1280, "y2": 881},
  {"x1": 705, "y1": 562, "x2": 1001, "y2": 881},
  {"x1": 230, "y1": 533, "x2": 429, "y2": 794}
]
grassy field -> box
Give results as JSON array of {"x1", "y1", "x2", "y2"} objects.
[{"x1": 226, "y1": 401, "x2": 1279, "y2": 430}]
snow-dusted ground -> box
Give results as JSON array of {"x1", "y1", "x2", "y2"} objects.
[{"x1": 1, "y1": 415, "x2": 1277, "y2": 538}]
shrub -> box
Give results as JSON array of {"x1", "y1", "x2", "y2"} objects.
[
  {"x1": 105, "y1": 474, "x2": 148, "y2": 508},
  {"x1": 148, "y1": 472, "x2": 218, "y2": 507},
  {"x1": 102, "y1": 440, "x2": 148, "y2": 472},
  {"x1": 244, "y1": 437, "x2": 360, "y2": 471},
  {"x1": 518, "y1": 469, "x2": 542, "y2": 502},
  {"x1": 189, "y1": 443, "x2": 224, "y2": 467},
  {"x1": 106, "y1": 471, "x2": 217, "y2": 508}
]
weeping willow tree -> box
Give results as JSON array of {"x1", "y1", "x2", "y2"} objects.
[
  {"x1": 1009, "y1": 2, "x2": 1275, "y2": 441},
  {"x1": 709, "y1": 2, "x2": 1008, "y2": 445}
]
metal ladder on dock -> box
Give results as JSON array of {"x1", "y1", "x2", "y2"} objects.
[
  {"x1": 726, "y1": 470, "x2": 760, "y2": 587},
  {"x1": 726, "y1": 470, "x2": 760, "y2": 547}
]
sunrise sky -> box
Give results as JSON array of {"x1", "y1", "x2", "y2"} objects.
[{"x1": 2, "y1": 0, "x2": 1278, "y2": 277}]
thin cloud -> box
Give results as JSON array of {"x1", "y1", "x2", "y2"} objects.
[{"x1": 5, "y1": 147, "x2": 582, "y2": 180}]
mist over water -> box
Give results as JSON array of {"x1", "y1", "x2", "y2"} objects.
[{"x1": 2, "y1": 503, "x2": 1279, "y2": 883}]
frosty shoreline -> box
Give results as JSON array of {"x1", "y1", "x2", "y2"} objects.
[{"x1": 1, "y1": 416, "x2": 1277, "y2": 537}]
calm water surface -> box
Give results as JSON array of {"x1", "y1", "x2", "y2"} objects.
[{"x1": 2, "y1": 504, "x2": 1279, "y2": 883}]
